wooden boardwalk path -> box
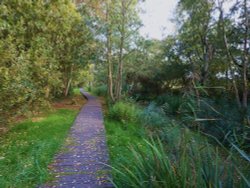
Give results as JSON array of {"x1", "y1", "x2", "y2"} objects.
[{"x1": 39, "y1": 89, "x2": 112, "y2": 188}]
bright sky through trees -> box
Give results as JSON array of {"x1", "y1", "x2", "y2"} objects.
[
  {"x1": 139, "y1": 0, "x2": 178, "y2": 40},
  {"x1": 139, "y1": 0, "x2": 235, "y2": 40}
]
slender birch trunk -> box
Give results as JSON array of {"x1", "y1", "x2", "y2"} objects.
[{"x1": 106, "y1": 0, "x2": 115, "y2": 102}]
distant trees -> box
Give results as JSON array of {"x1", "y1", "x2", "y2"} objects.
[
  {"x1": 216, "y1": 0, "x2": 250, "y2": 122},
  {"x1": 85, "y1": 0, "x2": 249, "y2": 120},
  {"x1": 85, "y1": 0, "x2": 141, "y2": 102},
  {"x1": 171, "y1": 0, "x2": 250, "y2": 123},
  {"x1": 100, "y1": 0, "x2": 249, "y2": 124},
  {"x1": 105, "y1": 0, "x2": 141, "y2": 102}
]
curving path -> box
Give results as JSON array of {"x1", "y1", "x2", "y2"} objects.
[{"x1": 39, "y1": 89, "x2": 113, "y2": 188}]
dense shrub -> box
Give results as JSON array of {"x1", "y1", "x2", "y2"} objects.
[
  {"x1": 154, "y1": 94, "x2": 250, "y2": 149},
  {"x1": 0, "y1": 1, "x2": 88, "y2": 127},
  {"x1": 195, "y1": 98, "x2": 250, "y2": 148},
  {"x1": 156, "y1": 93, "x2": 194, "y2": 117},
  {"x1": 112, "y1": 131, "x2": 250, "y2": 188},
  {"x1": 139, "y1": 102, "x2": 170, "y2": 127},
  {"x1": 108, "y1": 101, "x2": 141, "y2": 123},
  {"x1": 92, "y1": 85, "x2": 107, "y2": 97},
  {"x1": 107, "y1": 99, "x2": 249, "y2": 187}
]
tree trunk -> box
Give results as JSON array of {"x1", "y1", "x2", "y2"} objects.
[
  {"x1": 242, "y1": 0, "x2": 249, "y2": 110},
  {"x1": 242, "y1": 0, "x2": 249, "y2": 124},
  {"x1": 64, "y1": 63, "x2": 74, "y2": 97},
  {"x1": 201, "y1": 38, "x2": 210, "y2": 86},
  {"x1": 224, "y1": 35, "x2": 242, "y2": 109},
  {"x1": 45, "y1": 86, "x2": 51, "y2": 99},
  {"x1": 219, "y1": 5, "x2": 242, "y2": 108},
  {"x1": 232, "y1": 77, "x2": 242, "y2": 108},
  {"x1": 106, "y1": 0, "x2": 115, "y2": 102},
  {"x1": 115, "y1": 30, "x2": 124, "y2": 100},
  {"x1": 114, "y1": 0, "x2": 126, "y2": 101},
  {"x1": 64, "y1": 77, "x2": 72, "y2": 97}
]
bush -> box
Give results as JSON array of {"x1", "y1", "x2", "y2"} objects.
[
  {"x1": 108, "y1": 101, "x2": 141, "y2": 123},
  {"x1": 182, "y1": 97, "x2": 249, "y2": 148},
  {"x1": 92, "y1": 85, "x2": 107, "y2": 97},
  {"x1": 156, "y1": 93, "x2": 192, "y2": 116},
  {"x1": 156, "y1": 94, "x2": 250, "y2": 149},
  {"x1": 139, "y1": 102, "x2": 170, "y2": 127},
  {"x1": 0, "y1": 1, "x2": 86, "y2": 127},
  {"x1": 111, "y1": 133, "x2": 250, "y2": 188}
]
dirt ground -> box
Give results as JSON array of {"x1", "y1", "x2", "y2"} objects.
[
  {"x1": 0, "y1": 95, "x2": 87, "y2": 135},
  {"x1": 52, "y1": 95, "x2": 87, "y2": 111}
]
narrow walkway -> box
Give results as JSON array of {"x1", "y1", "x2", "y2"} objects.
[{"x1": 40, "y1": 89, "x2": 112, "y2": 188}]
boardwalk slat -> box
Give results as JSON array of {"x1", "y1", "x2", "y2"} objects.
[{"x1": 39, "y1": 89, "x2": 112, "y2": 188}]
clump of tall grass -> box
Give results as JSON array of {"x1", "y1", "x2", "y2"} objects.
[
  {"x1": 139, "y1": 102, "x2": 170, "y2": 127},
  {"x1": 111, "y1": 131, "x2": 250, "y2": 188},
  {"x1": 156, "y1": 93, "x2": 197, "y2": 117},
  {"x1": 108, "y1": 101, "x2": 141, "y2": 123},
  {"x1": 155, "y1": 93, "x2": 250, "y2": 150},
  {"x1": 179, "y1": 96, "x2": 250, "y2": 148},
  {"x1": 156, "y1": 93, "x2": 185, "y2": 116},
  {"x1": 106, "y1": 98, "x2": 249, "y2": 187}
]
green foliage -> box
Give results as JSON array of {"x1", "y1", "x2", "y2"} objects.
[
  {"x1": 92, "y1": 85, "x2": 107, "y2": 97},
  {"x1": 194, "y1": 97, "x2": 250, "y2": 148},
  {"x1": 153, "y1": 93, "x2": 250, "y2": 149},
  {"x1": 110, "y1": 128, "x2": 249, "y2": 188},
  {"x1": 156, "y1": 93, "x2": 186, "y2": 116},
  {"x1": 0, "y1": 109, "x2": 77, "y2": 188},
  {"x1": 105, "y1": 119, "x2": 146, "y2": 168},
  {"x1": 139, "y1": 102, "x2": 169, "y2": 127},
  {"x1": 108, "y1": 101, "x2": 141, "y2": 123},
  {"x1": 125, "y1": 39, "x2": 166, "y2": 99},
  {"x1": 0, "y1": 0, "x2": 91, "y2": 126},
  {"x1": 106, "y1": 99, "x2": 249, "y2": 187},
  {"x1": 72, "y1": 88, "x2": 81, "y2": 96}
]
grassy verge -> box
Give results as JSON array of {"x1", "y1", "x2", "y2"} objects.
[
  {"x1": 104, "y1": 101, "x2": 147, "y2": 186},
  {"x1": 105, "y1": 120, "x2": 146, "y2": 163},
  {"x1": 104, "y1": 100, "x2": 250, "y2": 187},
  {"x1": 0, "y1": 109, "x2": 78, "y2": 188},
  {"x1": 105, "y1": 120, "x2": 147, "y2": 185}
]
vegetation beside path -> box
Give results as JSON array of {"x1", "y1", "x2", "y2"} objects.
[
  {"x1": 104, "y1": 100, "x2": 250, "y2": 188},
  {"x1": 0, "y1": 91, "x2": 85, "y2": 188},
  {"x1": 1, "y1": 0, "x2": 250, "y2": 187}
]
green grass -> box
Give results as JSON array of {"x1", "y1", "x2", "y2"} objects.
[
  {"x1": 106, "y1": 120, "x2": 250, "y2": 187},
  {"x1": 105, "y1": 100, "x2": 145, "y2": 171},
  {"x1": 0, "y1": 109, "x2": 78, "y2": 188},
  {"x1": 108, "y1": 101, "x2": 141, "y2": 123},
  {"x1": 105, "y1": 120, "x2": 146, "y2": 163},
  {"x1": 104, "y1": 120, "x2": 147, "y2": 182},
  {"x1": 105, "y1": 101, "x2": 250, "y2": 188},
  {"x1": 72, "y1": 88, "x2": 81, "y2": 95}
]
